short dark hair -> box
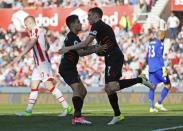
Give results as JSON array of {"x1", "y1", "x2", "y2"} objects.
[
  {"x1": 88, "y1": 7, "x2": 103, "y2": 18},
  {"x1": 66, "y1": 15, "x2": 79, "y2": 29}
]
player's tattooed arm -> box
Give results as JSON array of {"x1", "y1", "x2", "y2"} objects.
[
  {"x1": 77, "y1": 44, "x2": 107, "y2": 56},
  {"x1": 59, "y1": 35, "x2": 95, "y2": 54}
]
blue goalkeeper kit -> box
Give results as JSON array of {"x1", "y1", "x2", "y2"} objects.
[{"x1": 147, "y1": 38, "x2": 168, "y2": 84}]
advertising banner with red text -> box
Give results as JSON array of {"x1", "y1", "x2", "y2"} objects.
[
  {"x1": 0, "y1": 5, "x2": 133, "y2": 31},
  {"x1": 171, "y1": 0, "x2": 183, "y2": 11}
]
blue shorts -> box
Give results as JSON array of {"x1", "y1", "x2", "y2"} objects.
[{"x1": 149, "y1": 69, "x2": 170, "y2": 84}]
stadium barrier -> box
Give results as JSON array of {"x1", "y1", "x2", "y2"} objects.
[{"x1": 0, "y1": 92, "x2": 183, "y2": 104}]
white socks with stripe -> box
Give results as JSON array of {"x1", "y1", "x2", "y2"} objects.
[
  {"x1": 26, "y1": 90, "x2": 38, "y2": 112},
  {"x1": 50, "y1": 87, "x2": 69, "y2": 109}
]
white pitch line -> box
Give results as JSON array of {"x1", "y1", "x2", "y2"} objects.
[{"x1": 152, "y1": 126, "x2": 183, "y2": 131}]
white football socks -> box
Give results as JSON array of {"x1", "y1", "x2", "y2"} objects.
[
  {"x1": 26, "y1": 90, "x2": 38, "y2": 112},
  {"x1": 51, "y1": 87, "x2": 69, "y2": 109}
]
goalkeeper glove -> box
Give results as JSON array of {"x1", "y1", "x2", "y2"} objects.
[{"x1": 162, "y1": 67, "x2": 168, "y2": 77}]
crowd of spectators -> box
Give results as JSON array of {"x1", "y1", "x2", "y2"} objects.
[
  {"x1": 0, "y1": 17, "x2": 183, "y2": 92},
  {"x1": 0, "y1": 0, "x2": 182, "y2": 93},
  {"x1": 0, "y1": 0, "x2": 156, "y2": 12}
]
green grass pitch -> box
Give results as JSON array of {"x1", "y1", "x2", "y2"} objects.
[{"x1": 0, "y1": 104, "x2": 183, "y2": 131}]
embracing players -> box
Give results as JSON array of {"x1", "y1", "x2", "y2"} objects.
[{"x1": 60, "y1": 7, "x2": 154, "y2": 125}]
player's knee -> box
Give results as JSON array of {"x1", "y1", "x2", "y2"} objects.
[
  {"x1": 73, "y1": 90, "x2": 81, "y2": 97},
  {"x1": 152, "y1": 84, "x2": 157, "y2": 90},
  {"x1": 44, "y1": 80, "x2": 55, "y2": 90},
  {"x1": 104, "y1": 85, "x2": 116, "y2": 95},
  {"x1": 71, "y1": 83, "x2": 80, "y2": 96},
  {"x1": 108, "y1": 82, "x2": 120, "y2": 92},
  {"x1": 165, "y1": 83, "x2": 171, "y2": 90},
  {"x1": 81, "y1": 87, "x2": 87, "y2": 99},
  {"x1": 104, "y1": 87, "x2": 111, "y2": 95},
  {"x1": 72, "y1": 86, "x2": 86, "y2": 99}
]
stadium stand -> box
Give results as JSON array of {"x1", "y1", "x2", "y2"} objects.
[{"x1": 0, "y1": 0, "x2": 182, "y2": 93}]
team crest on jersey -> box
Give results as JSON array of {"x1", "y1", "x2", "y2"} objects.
[{"x1": 74, "y1": 41, "x2": 79, "y2": 45}]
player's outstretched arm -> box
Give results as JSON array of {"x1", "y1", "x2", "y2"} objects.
[
  {"x1": 9, "y1": 38, "x2": 37, "y2": 66},
  {"x1": 59, "y1": 35, "x2": 95, "y2": 54},
  {"x1": 77, "y1": 44, "x2": 107, "y2": 56}
]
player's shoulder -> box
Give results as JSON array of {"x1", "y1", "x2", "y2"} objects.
[
  {"x1": 32, "y1": 26, "x2": 41, "y2": 34},
  {"x1": 65, "y1": 32, "x2": 79, "y2": 45},
  {"x1": 31, "y1": 26, "x2": 39, "y2": 37},
  {"x1": 92, "y1": 20, "x2": 103, "y2": 28},
  {"x1": 155, "y1": 38, "x2": 162, "y2": 45},
  {"x1": 152, "y1": 38, "x2": 161, "y2": 44},
  {"x1": 155, "y1": 38, "x2": 160, "y2": 42},
  {"x1": 68, "y1": 32, "x2": 78, "y2": 40},
  {"x1": 31, "y1": 26, "x2": 46, "y2": 38},
  {"x1": 90, "y1": 21, "x2": 101, "y2": 36}
]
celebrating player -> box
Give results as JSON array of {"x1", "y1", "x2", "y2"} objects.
[
  {"x1": 60, "y1": 7, "x2": 154, "y2": 125},
  {"x1": 8, "y1": 15, "x2": 72, "y2": 116},
  {"x1": 59, "y1": 15, "x2": 107, "y2": 125}
]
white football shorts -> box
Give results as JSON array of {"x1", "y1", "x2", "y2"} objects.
[{"x1": 32, "y1": 61, "x2": 54, "y2": 82}]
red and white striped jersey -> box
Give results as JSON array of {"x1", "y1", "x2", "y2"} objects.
[{"x1": 30, "y1": 26, "x2": 50, "y2": 65}]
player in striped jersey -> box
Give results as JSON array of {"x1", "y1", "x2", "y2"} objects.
[{"x1": 9, "y1": 15, "x2": 72, "y2": 116}]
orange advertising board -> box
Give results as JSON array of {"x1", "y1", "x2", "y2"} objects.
[
  {"x1": 0, "y1": 6, "x2": 133, "y2": 31},
  {"x1": 171, "y1": 0, "x2": 183, "y2": 11}
]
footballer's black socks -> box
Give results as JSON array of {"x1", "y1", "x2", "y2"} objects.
[
  {"x1": 118, "y1": 78, "x2": 142, "y2": 89},
  {"x1": 72, "y1": 96, "x2": 83, "y2": 117},
  {"x1": 108, "y1": 93, "x2": 121, "y2": 116}
]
